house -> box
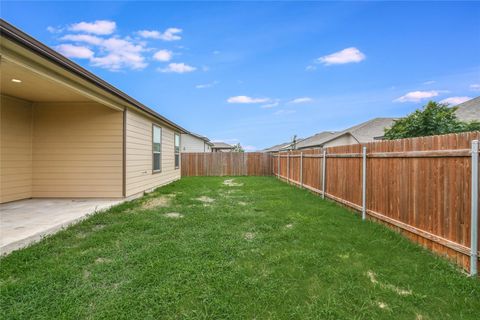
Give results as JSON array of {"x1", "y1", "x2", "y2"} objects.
[
  {"x1": 262, "y1": 142, "x2": 292, "y2": 153},
  {"x1": 0, "y1": 19, "x2": 187, "y2": 204},
  {"x1": 454, "y1": 96, "x2": 480, "y2": 122},
  {"x1": 181, "y1": 132, "x2": 213, "y2": 152},
  {"x1": 211, "y1": 142, "x2": 234, "y2": 152},
  {"x1": 289, "y1": 118, "x2": 396, "y2": 150}
]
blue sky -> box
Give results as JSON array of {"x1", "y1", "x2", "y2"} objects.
[{"x1": 2, "y1": 1, "x2": 480, "y2": 150}]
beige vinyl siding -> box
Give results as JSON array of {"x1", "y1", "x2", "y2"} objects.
[
  {"x1": 0, "y1": 95, "x2": 33, "y2": 203},
  {"x1": 32, "y1": 102, "x2": 123, "y2": 198},
  {"x1": 125, "y1": 108, "x2": 180, "y2": 197}
]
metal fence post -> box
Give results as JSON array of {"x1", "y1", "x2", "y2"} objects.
[
  {"x1": 471, "y1": 139, "x2": 478, "y2": 277},
  {"x1": 287, "y1": 153, "x2": 290, "y2": 184},
  {"x1": 322, "y1": 149, "x2": 326, "y2": 199},
  {"x1": 300, "y1": 152, "x2": 304, "y2": 188},
  {"x1": 362, "y1": 146, "x2": 367, "y2": 221}
]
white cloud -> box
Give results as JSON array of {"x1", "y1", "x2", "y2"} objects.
[
  {"x1": 138, "y1": 28, "x2": 182, "y2": 41},
  {"x1": 227, "y1": 96, "x2": 270, "y2": 104},
  {"x1": 196, "y1": 81, "x2": 219, "y2": 89},
  {"x1": 317, "y1": 47, "x2": 366, "y2": 65},
  {"x1": 423, "y1": 80, "x2": 436, "y2": 85},
  {"x1": 273, "y1": 109, "x2": 296, "y2": 116},
  {"x1": 160, "y1": 28, "x2": 182, "y2": 41},
  {"x1": 153, "y1": 49, "x2": 173, "y2": 62},
  {"x1": 440, "y1": 96, "x2": 471, "y2": 105},
  {"x1": 470, "y1": 84, "x2": 480, "y2": 91},
  {"x1": 261, "y1": 102, "x2": 280, "y2": 109},
  {"x1": 394, "y1": 90, "x2": 439, "y2": 103},
  {"x1": 69, "y1": 20, "x2": 116, "y2": 35},
  {"x1": 289, "y1": 97, "x2": 313, "y2": 104},
  {"x1": 59, "y1": 34, "x2": 147, "y2": 71},
  {"x1": 89, "y1": 37, "x2": 147, "y2": 70},
  {"x1": 53, "y1": 21, "x2": 188, "y2": 72},
  {"x1": 47, "y1": 26, "x2": 63, "y2": 33},
  {"x1": 137, "y1": 30, "x2": 161, "y2": 39},
  {"x1": 305, "y1": 65, "x2": 317, "y2": 71},
  {"x1": 158, "y1": 62, "x2": 196, "y2": 73},
  {"x1": 56, "y1": 44, "x2": 94, "y2": 59},
  {"x1": 61, "y1": 34, "x2": 103, "y2": 45}
]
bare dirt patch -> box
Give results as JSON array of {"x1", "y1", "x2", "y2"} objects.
[
  {"x1": 223, "y1": 179, "x2": 244, "y2": 187},
  {"x1": 164, "y1": 212, "x2": 183, "y2": 218},
  {"x1": 195, "y1": 196, "x2": 215, "y2": 203},
  {"x1": 95, "y1": 257, "x2": 112, "y2": 264},
  {"x1": 376, "y1": 301, "x2": 389, "y2": 310},
  {"x1": 142, "y1": 195, "x2": 173, "y2": 209},
  {"x1": 367, "y1": 270, "x2": 412, "y2": 296},
  {"x1": 83, "y1": 270, "x2": 91, "y2": 279},
  {"x1": 244, "y1": 232, "x2": 256, "y2": 240},
  {"x1": 76, "y1": 232, "x2": 87, "y2": 239},
  {"x1": 92, "y1": 224, "x2": 105, "y2": 231}
]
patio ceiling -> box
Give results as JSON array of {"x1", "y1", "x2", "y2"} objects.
[{"x1": 1, "y1": 58, "x2": 91, "y2": 103}]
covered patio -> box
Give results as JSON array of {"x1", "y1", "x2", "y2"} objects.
[
  {"x1": 0, "y1": 198, "x2": 124, "y2": 254},
  {"x1": 0, "y1": 23, "x2": 128, "y2": 254}
]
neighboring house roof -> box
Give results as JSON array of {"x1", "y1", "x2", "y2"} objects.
[
  {"x1": 293, "y1": 117, "x2": 397, "y2": 150},
  {"x1": 262, "y1": 142, "x2": 291, "y2": 153},
  {"x1": 294, "y1": 132, "x2": 337, "y2": 150},
  {"x1": 278, "y1": 138, "x2": 305, "y2": 151},
  {"x1": 0, "y1": 18, "x2": 187, "y2": 133},
  {"x1": 211, "y1": 142, "x2": 234, "y2": 149},
  {"x1": 454, "y1": 96, "x2": 480, "y2": 122},
  {"x1": 186, "y1": 132, "x2": 213, "y2": 146}
]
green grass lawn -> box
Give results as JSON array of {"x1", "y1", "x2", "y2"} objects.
[{"x1": 1, "y1": 177, "x2": 479, "y2": 319}]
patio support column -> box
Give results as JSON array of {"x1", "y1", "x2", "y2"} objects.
[{"x1": 471, "y1": 139, "x2": 478, "y2": 277}]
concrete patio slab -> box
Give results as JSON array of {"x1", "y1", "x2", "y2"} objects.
[{"x1": 0, "y1": 198, "x2": 124, "y2": 255}]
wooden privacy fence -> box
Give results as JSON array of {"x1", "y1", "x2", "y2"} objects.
[
  {"x1": 181, "y1": 152, "x2": 272, "y2": 176},
  {"x1": 273, "y1": 131, "x2": 480, "y2": 275}
]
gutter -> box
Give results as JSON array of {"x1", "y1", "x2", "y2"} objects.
[{"x1": 0, "y1": 18, "x2": 188, "y2": 133}]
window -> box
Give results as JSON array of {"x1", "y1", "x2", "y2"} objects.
[
  {"x1": 174, "y1": 133, "x2": 180, "y2": 169},
  {"x1": 153, "y1": 125, "x2": 162, "y2": 172}
]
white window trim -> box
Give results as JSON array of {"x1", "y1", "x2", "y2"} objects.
[{"x1": 153, "y1": 124, "x2": 162, "y2": 173}]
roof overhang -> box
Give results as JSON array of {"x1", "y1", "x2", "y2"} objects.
[{"x1": 0, "y1": 19, "x2": 188, "y2": 133}]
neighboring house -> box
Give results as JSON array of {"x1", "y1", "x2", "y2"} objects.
[
  {"x1": 0, "y1": 20, "x2": 186, "y2": 204},
  {"x1": 181, "y1": 132, "x2": 213, "y2": 152},
  {"x1": 211, "y1": 142, "x2": 234, "y2": 152},
  {"x1": 262, "y1": 142, "x2": 292, "y2": 153},
  {"x1": 288, "y1": 118, "x2": 396, "y2": 150},
  {"x1": 454, "y1": 96, "x2": 480, "y2": 122}
]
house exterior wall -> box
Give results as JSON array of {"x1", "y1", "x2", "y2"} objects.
[
  {"x1": 31, "y1": 102, "x2": 123, "y2": 198},
  {"x1": 125, "y1": 108, "x2": 181, "y2": 197},
  {"x1": 181, "y1": 133, "x2": 211, "y2": 152},
  {"x1": 0, "y1": 95, "x2": 33, "y2": 203}
]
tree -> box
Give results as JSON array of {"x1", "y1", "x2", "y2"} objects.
[
  {"x1": 232, "y1": 143, "x2": 245, "y2": 152},
  {"x1": 384, "y1": 101, "x2": 480, "y2": 140}
]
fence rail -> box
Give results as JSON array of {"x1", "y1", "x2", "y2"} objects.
[
  {"x1": 181, "y1": 152, "x2": 272, "y2": 176},
  {"x1": 273, "y1": 131, "x2": 480, "y2": 274}
]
